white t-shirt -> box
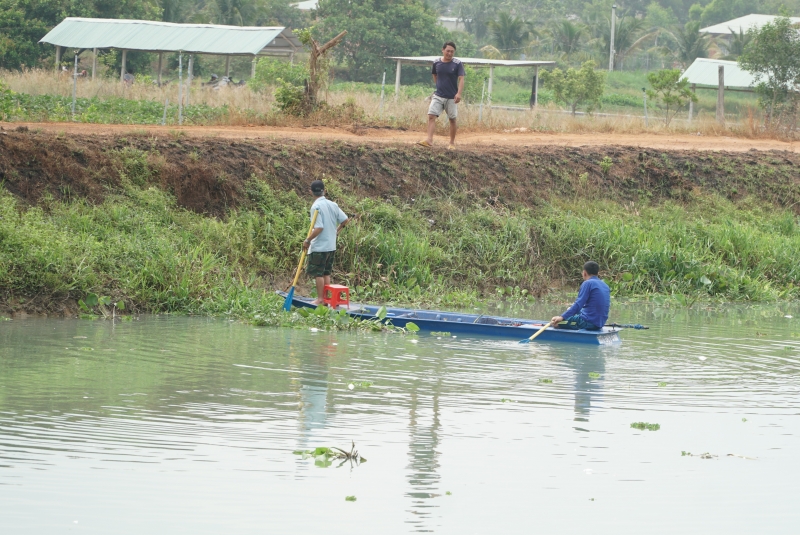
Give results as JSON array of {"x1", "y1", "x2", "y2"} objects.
[{"x1": 309, "y1": 197, "x2": 348, "y2": 253}]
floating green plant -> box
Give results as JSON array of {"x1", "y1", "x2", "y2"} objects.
[
  {"x1": 345, "y1": 496, "x2": 357, "y2": 502},
  {"x1": 293, "y1": 442, "x2": 366, "y2": 465},
  {"x1": 445, "y1": 491, "x2": 452, "y2": 496},
  {"x1": 742, "y1": 417, "x2": 747, "y2": 422},
  {"x1": 588, "y1": 372, "x2": 601, "y2": 379},
  {"x1": 631, "y1": 422, "x2": 660, "y2": 431},
  {"x1": 431, "y1": 331, "x2": 451, "y2": 336},
  {"x1": 657, "y1": 381, "x2": 667, "y2": 387},
  {"x1": 539, "y1": 378, "x2": 553, "y2": 384}
]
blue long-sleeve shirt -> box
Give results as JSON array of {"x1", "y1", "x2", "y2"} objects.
[{"x1": 562, "y1": 276, "x2": 610, "y2": 328}]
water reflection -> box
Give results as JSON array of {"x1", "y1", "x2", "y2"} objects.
[{"x1": 0, "y1": 306, "x2": 799, "y2": 534}]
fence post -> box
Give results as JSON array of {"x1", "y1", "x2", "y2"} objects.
[
  {"x1": 716, "y1": 65, "x2": 725, "y2": 125},
  {"x1": 71, "y1": 53, "x2": 78, "y2": 121},
  {"x1": 178, "y1": 52, "x2": 183, "y2": 126},
  {"x1": 642, "y1": 88, "x2": 648, "y2": 127},
  {"x1": 186, "y1": 55, "x2": 193, "y2": 108},
  {"x1": 162, "y1": 98, "x2": 169, "y2": 126},
  {"x1": 479, "y1": 78, "x2": 487, "y2": 123},
  {"x1": 379, "y1": 71, "x2": 386, "y2": 118},
  {"x1": 688, "y1": 83, "x2": 695, "y2": 123}
]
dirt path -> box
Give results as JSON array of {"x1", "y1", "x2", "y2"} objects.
[{"x1": 4, "y1": 121, "x2": 797, "y2": 152}]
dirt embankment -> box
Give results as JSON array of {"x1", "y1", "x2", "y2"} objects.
[{"x1": 1, "y1": 126, "x2": 799, "y2": 216}]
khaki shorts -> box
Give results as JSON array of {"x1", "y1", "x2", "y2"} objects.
[{"x1": 427, "y1": 95, "x2": 458, "y2": 120}]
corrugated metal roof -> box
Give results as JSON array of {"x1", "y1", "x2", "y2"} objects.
[
  {"x1": 386, "y1": 56, "x2": 555, "y2": 67},
  {"x1": 681, "y1": 58, "x2": 758, "y2": 88},
  {"x1": 700, "y1": 14, "x2": 800, "y2": 35},
  {"x1": 294, "y1": 0, "x2": 318, "y2": 10},
  {"x1": 39, "y1": 18, "x2": 302, "y2": 55}
]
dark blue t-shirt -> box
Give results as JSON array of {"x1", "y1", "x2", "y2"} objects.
[
  {"x1": 432, "y1": 58, "x2": 465, "y2": 99},
  {"x1": 561, "y1": 276, "x2": 611, "y2": 328}
]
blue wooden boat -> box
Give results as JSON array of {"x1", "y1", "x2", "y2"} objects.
[{"x1": 278, "y1": 292, "x2": 622, "y2": 345}]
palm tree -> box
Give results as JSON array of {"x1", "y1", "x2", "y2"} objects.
[
  {"x1": 488, "y1": 11, "x2": 530, "y2": 59},
  {"x1": 667, "y1": 21, "x2": 710, "y2": 68},
  {"x1": 550, "y1": 20, "x2": 586, "y2": 62},
  {"x1": 599, "y1": 15, "x2": 654, "y2": 70},
  {"x1": 722, "y1": 27, "x2": 752, "y2": 60}
]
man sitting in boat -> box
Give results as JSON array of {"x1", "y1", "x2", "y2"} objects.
[{"x1": 551, "y1": 261, "x2": 610, "y2": 331}]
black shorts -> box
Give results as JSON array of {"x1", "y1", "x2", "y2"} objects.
[{"x1": 306, "y1": 251, "x2": 335, "y2": 277}]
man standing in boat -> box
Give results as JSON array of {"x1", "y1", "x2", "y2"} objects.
[
  {"x1": 418, "y1": 41, "x2": 465, "y2": 149},
  {"x1": 551, "y1": 261, "x2": 610, "y2": 330},
  {"x1": 303, "y1": 180, "x2": 349, "y2": 305}
]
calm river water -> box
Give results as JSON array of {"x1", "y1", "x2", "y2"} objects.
[{"x1": 1, "y1": 303, "x2": 799, "y2": 534}]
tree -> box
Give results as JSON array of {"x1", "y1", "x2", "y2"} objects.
[
  {"x1": 599, "y1": 13, "x2": 653, "y2": 70},
  {"x1": 666, "y1": 20, "x2": 709, "y2": 68},
  {"x1": 315, "y1": 0, "x2": 449, "y2": 82},
  {"x1": 487, "y1": 11, "x2": 530, "y2": 59},
  {"x1": 540, "y1": 60, "x2": 605, "y2": 116},
  {"x1": 0, "y1": 0, "x2": 162, "y2": 70},
  {"x1": 698, "y1": 0, "x2": 750, "y2": 28},
  {"x1": 739, "y1": 16, "x2": 800, "y2": 128},
  {"x1": 646, "y1": 69, "x2": 697, "y2": 125},
  {"x1": 550, "y1": 20, "x2": 586, "y2": 62},
  {"x1": 721, "y1": 28, "x2": 752, "y2": 60}
]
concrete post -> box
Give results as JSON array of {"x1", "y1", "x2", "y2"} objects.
[
  {"x1": 609, "y1": 5, "x2": 617, "y2": 72},
  {"x1": 488, "y1": 65, "x2": 494, "y2": 105},
  {"x1": 530, "y1": 66, "x2": 539, "y2": 108},
  {"x1": 120, "y1": 49, "x2": 127, "y2": 82},
  {"x1": 251, "y1": 57, "x2": 257, "y2": 78},
  {"x1": 157, "y1": 52, "x2": 163, "y2": 86},
  {"x1": 225, "y1": 56, "x2": 231, "y2": 77},
  {"x1": 716, "y1": 65, "x2": 725, "y2": 125},
  {"x1": 394, "y1": 59, "x2": 402, "y2": 101},
  {"x1": 688, "y1": 83, "x2": 695, "y2": 123},
  {"x1": 186, "y1": 55, "x2": 193, "y2": 107},
  {"x1": 55, "y1": 46, "x2": 62, "y2": 74},
  {"x1": 92, "y1": 48, "x2": 97, "y2": 81}
]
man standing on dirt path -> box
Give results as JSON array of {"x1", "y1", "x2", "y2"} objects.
[
  {"x1": 550, "y1": 261, "x2": 610, "y2": 331},
  {"x1": 303, "y1": 180, "x2": 349, "y2": 305},
  {"x1": 418, "y1": 41, "x2": 465, "y2": 150}
]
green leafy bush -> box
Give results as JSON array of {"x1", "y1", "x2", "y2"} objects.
[{"x1": 249, "y1": 57, "x2": 308, "y2": 94}]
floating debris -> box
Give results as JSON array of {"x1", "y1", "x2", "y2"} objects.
[
  {"x1": 588, "y1": 372, "x2": 601, "y2": 379},
  {"x1": 539, "y1": 378, "x2": 553, "y2": 384},
  {"x1": 293, "y1": 441, "x2": 366, "y2": 465},
  {"x1": 657, "y1": 381, "x2": 668, "y2": 387},
  {"x1": 727, "y1": 453, "x2": 757, "y2": 460},
  {"x1": 345, "y1": 496, "x2": 357, "y2": 502},
  {"x1": 631, "y1": 422, "x2": 660, "y2": 431},
  {"x1": 446, "y1": 491, "x2": 452, "y2": 496},
  {"x1": 682, "y1": 451, "x2": 716, "y2": 459},
  {"x1": 742, "y1": 417, "x2": 747, "y2": 422}
]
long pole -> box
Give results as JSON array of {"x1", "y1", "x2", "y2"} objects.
[
  {"x1": 609, "y1": 4, "x2": 617, "y2": 72},
  {"x1": 688, "y1": 83, "x2": 695, "y2": 123},
  {"x1": 71, "y1": 53, "x2": 78, "y2": 120},
  {"x1": 379, "y1": 71, "x2": 386, "y2": 118},
  {"x1": 178, "y1": 52, "x2": 183, "y2": 126}
]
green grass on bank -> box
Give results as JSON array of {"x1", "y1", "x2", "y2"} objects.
[{"x1": 1, "y1": 164, "x2": 798, "y2": 322}]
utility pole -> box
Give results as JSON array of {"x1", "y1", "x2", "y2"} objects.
[{"x1": 609, "y1": 4, "x2": 617, "y2": 72}]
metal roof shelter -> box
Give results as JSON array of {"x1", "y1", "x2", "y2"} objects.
[
  {"x1": 40, "y1": 17, "x2": 302, "y2": 81},
  {"x1": 386, "y1": 56, "x2": 556, "y2": 106},
  {"x1": 700, "y1": 14, "x2": 800, "y2": 36},
  {"x1": 682, "y1": 58, "x2": 757, "y2": 89}
]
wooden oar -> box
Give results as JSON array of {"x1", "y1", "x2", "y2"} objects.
[
  {"x1": 283, "y1": 209, "x2": 319, "y2": 312},
  {"x1": 519, "y1": 321, "x2": 552, "y2": 344}
]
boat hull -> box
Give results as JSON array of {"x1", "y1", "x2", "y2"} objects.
[{"x1": 278, "y1": 292, "x2": 621, "y2": 345}]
